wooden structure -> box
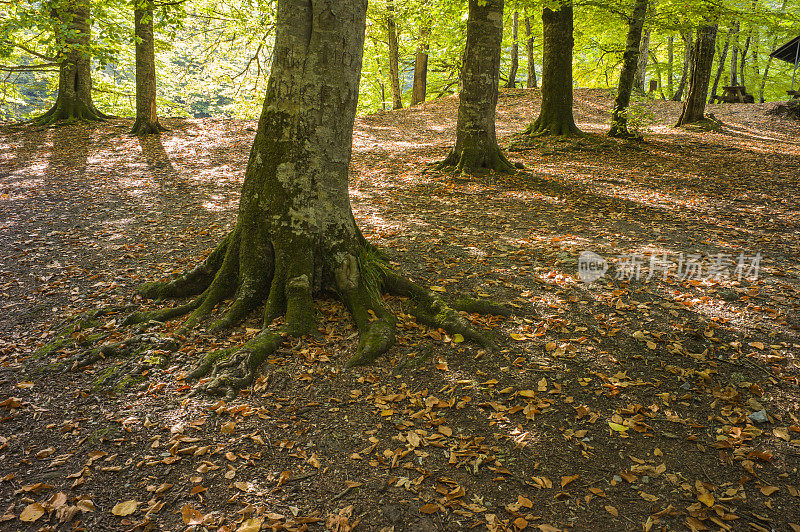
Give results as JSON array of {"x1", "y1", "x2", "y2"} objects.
[
  {"x1": 769, "y1": 36, "x2": 800, "y2": 94},
  {"x1": 714, "y1": 85, "x2": 755, "y2": 103}
]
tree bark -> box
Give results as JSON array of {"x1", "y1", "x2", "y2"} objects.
[
  {"x1": 506, "y1": 11, "x2": 518, "y2": 88},
  {"x1": 634, "y1": 28, "x2": 650, "y2": 92},
  {"x1": 387, "y1": 0, "x2": 403, "y2": 110},
  {"x1": 131, "y1": 0, "x2": 166, "y2": 135},
  {"x1": 609, "y1": 0, "x2": 648, "y2": 138},
  {"x1": 676, "y1": 24, "x2": 717, "y2": 126},
  {"x1": 438, "y1": 0, "x2": 515, "y2": 172},
  {"x1": 672, "y1": 30, "x2": 692, "y2": 101},
  {"x1": 740, "y1": 27, "x2": 751, "y2": 86},
  {"x1": 411, "y1": 21, "x2": 429, "y2": 105},
  {"x1": 524, "y1": 14, "x2": 537, "y2": 88},
  {"x1": 729, "y1": 20, "x2": 739, "y2": 86},
  {"x1": 526, "y1": 1, "x2": 581, "y2": 136},
  {"x1": 35, "y1": 0, "x2": 107, "y2": 125},
  {"x1": 667, "y1": 35, "x2": 674, "y2": 98},
  {"x1": 709, "y1": 27, "x2": 732, "y2": 103}
]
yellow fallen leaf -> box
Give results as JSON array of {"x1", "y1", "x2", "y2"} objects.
[
  {"x1": 181, "y1": 504, "x2": 204, "y2": 525},
  {"x1": 430, "y1": 286, "x2": 446, "y2": 292},
  {"x1": 220, "y1": 421, "x2": 236, "y2": 434},
  {"x1": 519, "y1": 390, "x2": 536, "y2": 398},
  {"x1": 537, "y1": 378, "x2": 548, "y2": 392},
  {"x1": 20, "y1": 503, "x2": 45, "y2": 522},
  {"x1": 111, "y1": 500, "x2": 138, "y2": 516},
  {"x1": 510, "y1": 333, "x2": 526, "y2": 341},
  {"x1": 438, "y1": 426, "x2": 453, "y2": 437},
  {"x1": 561, "y1": 474, "x2": 579, "y2": 488},
  {"x1": 604, "y1": 505, "x2": 618, "y2": 517},
  {"x1": 608, "y1": 421, "x2": 628, "y2": 432},
  {"x1": 697, "y1": 491, "x2": 714, "y2": 507},
  {"x1": 452, "y1": 333, "x2": 464, "y2": 343},
  {"x1": 760, "y1": 486, "x2": 779, "y2": 496},
  {"x1": 237, "y1": 517, "x2": 263, "y2": 532}
]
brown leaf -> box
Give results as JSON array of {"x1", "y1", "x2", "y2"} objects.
[
  {"x1": 419, "y1": 503, "x2": 439, "y2": 514},
  {"x1": 111, "y1": 500, "x2": 138, "y2": 516},
  {"x1": 19, "y1": 503, "x2": 45, "y2": 522}
]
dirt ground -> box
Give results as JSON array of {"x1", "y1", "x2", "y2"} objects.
[{"x1": 0, "y1": 89, "x2": 799, "y2": 532}]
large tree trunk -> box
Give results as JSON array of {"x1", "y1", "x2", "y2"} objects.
[
  {"x1": 115, "y1": 0, "x2": 494, "y2": 396},
  {"x1": 634, "y1": 28, "x2": 650, "y2": 92},
  {"x1": 438, "y1": 0, "x2": 515, "y2": 172},
  {"x1": 506, "y1": 11, "x2": 519, "y2": 88},
  {"x1": 676, "y1": 24, "x2": 717, "y2": 126},
  {"x1": 672, "y1": 30, "x2": 692, "y2": 101},
  {"x1": 131, "y1": 0, "x2": 166, "y2": 135},
  {"x1": 526, "y1": 1, "x2": 581, "y2": 136},
  {"x1": 524, "y1": 14, "x2": 537, "y2": 88},
  {"x1": 35, "y1": 0, "x2": 107, "y2": 125},
  {"x1": 387, "y1": 0, "x2": 403, "y2": 110},
  {"x1": 609, "y1": 0, "x2": 648, "y2": 138},
  {"x1": 411, "y1": 21, "x2": 429, "y2": 105},
  {"x1": 709, "y1": 27, "x2": 732, "y2": 103}
]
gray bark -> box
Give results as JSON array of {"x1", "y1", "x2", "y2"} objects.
[
  {"x1": 524, "y1": 14, "x2": 537, "y2": 88},
  {"x1": 527, "y1": 1, "x2": 581, "y2": 136},
  {"x1": 634, "y1": 29, "x2": 650, "y2": 91},
  {"x1": 439, "y1": 0, "x2": 515, "y2": 172},
  {"x1": 506, "y1": 11, "x2": 519, "y2": 88},
  {"x1": 132, "y1": 0, "x2": 166, "y2": 134},
  {"x1": 36, "y1": 0, "x2": 106, "y2": 124},
  {"x1": 411, "y1": 21, "x2": 429, "y2": 105},
  {"x1": 677, "y1": 24, "x2": 717, "y2": 126},
  {"x1": 609, "y1": 0, "x2": 648, "y2": 138},
  {"x1": 387, "y1": 0, "x2": 403, "y2": 109},
  {"x1": 672, "y1": 30, "x2": 692, "y2": 101},
  {"x1": 709, "y1": 27, "x2": 732, "y2": 103},
  {"x1": 667, "y1": 35, "x2": 674, "y2": 97}
]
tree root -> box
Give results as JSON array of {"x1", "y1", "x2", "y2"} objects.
[
  {"x1": 187, "y1": 330, "x2": 283, "y2": 399},
  {"x1": 72, "y1": 333, "x2": 178, "y2": 372},
  {"x1": 384, "y1": 272, "x2": 497, "y2": 351},
  {"x1": 435, "y1": 144, "x2": 519, "y2": 174}
]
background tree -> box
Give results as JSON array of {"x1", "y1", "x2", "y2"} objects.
[
  {"x1": 411, "y1": 17, "x2": 430, "y2": 105},
  {"x1": 506, "y1": 10, "x2": 519, "y2": 88},
  {"x1": 709, "y1": 25, "x2": 732, "y2": 103},
  {"x1": 131, "y1": 0, "x2": 166, "y2": 134},
  {"x1": 609, "y1": 0, "x2": 649, "y2": 138},
  {"x1": 35, "y1": 0, "x2": 109, "y2": 124},
  {"x1": 386, "y1": 0, "x2": 403, "y2": 109},
  {"x1": 526, "y1": 0, "x2": 581, "y2": 136},
  {"x1": 437, "y1": 0, "x2": 516, "y2": 172},
  {"x1": 676, "y1": 22, "x2": 717, "y2": 126},
  {"x1": 524, "y1": 14, "x2": 538, "y2": 88}
]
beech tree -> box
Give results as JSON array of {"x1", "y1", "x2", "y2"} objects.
[
  {"x1": 411, "y1": 20, "x2": 430, "y2": 105},
  {"x1": 131, "y1": 0, "x2": 166, "y2": 134},
  {"x1": 505, "y1": 11, "x2": 519, "y2": 88},
  {"x1": 35, "y1": 0, "x2": 109, "y2": 124},
  {"x1": 437, "y1": 0, "x2": 515, "y2": 173},
  {"x1": 524, "y1": 14, "x2": 538, "y2": 89},
  {"x1": 386, "y1": 0, "x2": 403, "y2": 109},
  {"x1": 97, "y1": 0, "x2": 496, "y2": 397},
  {"x1": 676, "y1": 23, "x2": 717, "y2": 126},
  {"x1": 609, "y1": 0, "x2": 649, "y2": 138},
  {"x1": 525, "y1": 1, "x2": 581, "y2": 136}
]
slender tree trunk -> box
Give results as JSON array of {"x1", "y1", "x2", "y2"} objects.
[
  {"x1": 668, "y1": 35, "x2": 674, "y2": 98},
  {"x1": 387, "y1": 0, "x2": 403, "y2": 109},
  {"x1": 35, "y1": 0, "x2": 107, "y2": 125},
  {"x1": 672, "y1": 30, "x2": 692, "y2": 101},
  {"x1": 506, "y1": 11, "x2": 519, "y2": 88},
  {"x1": 524, "y1": 14, "x2": 537, "y2": 88},
  {"x1": 411, "y1": 21, "x2": 429, "y2": 105},
  {"x1": 709, "y1": 27, "x2": 732, "y2": 103},
  {"x1": 526, "y1": 1, "x2": 581, "y2": 136},
  {"x1": 131, "y1": 0, "x2": 166, "y2": 135},
  {"x1": 634, "y1": 29, "x2": 650, "y2": 91},
  {"x1": 740, "y1": 28, "x2": 751, "y2": 86},
  {"x1": 609, "y1": 0, "x2": 648, "y2": 138},
  {"x1": 438, "y1": 0, "x2": 515, "y2": 172},
  {"x1": 676, "y1": 24, "x2": 718, "y2": 126},
  {"x1": 730, "y1": 20, "x2": 739, "y2": 86},
  {"x1": 652, "y1": 50, "x2": 665, "y2": 98}
]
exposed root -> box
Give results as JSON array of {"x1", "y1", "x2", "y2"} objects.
[
  {"x1": 525, "y1": 118, "x2": 583, "y2": 138},
  {"x1": 72, "y1": 332, "x2": 178, "y2": 371},
  {"x1": 452, "y1": 298, "x2": 512, "y2": 317},
  {"x1": 138, "y1": 232, "x2": 232, "y2": 300},
  {"x1": 130, "y1": 120, "x2": 168, "y2": 136},
  {"x1": 385, "y1": 272, "x2": 496, "y2": 350},
  {"x1": 187, "y1": 330, "x2": 283, "y2": 399},
  {"x1": 122, "y1": 297, "x2": 204, "y2": 327},
  {"x1": 435, "y1": 144, "x2": 518, "y2": 174},
  {"x1": 35, "y1": 306, "x2": 131, "y2": 359}
]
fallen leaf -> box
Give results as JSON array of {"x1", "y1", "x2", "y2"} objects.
[
  {"x1": 19, "y1": 503, "x2": 45, "y2": 522},
  {"x1": 111, "y1": 500, "x2": 138, "y2": 516}
]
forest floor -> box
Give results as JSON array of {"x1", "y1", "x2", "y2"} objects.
[{"x1": 1, "y1": 89, "x2": 799, "y2": 532}]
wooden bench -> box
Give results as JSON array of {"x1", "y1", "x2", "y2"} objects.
[
  {"x1": 788, "y1": 90, "x2": 800, "y2": 99},
  {"x1": 715, "y1": 86, "x2": 754, "y2": 103}
]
